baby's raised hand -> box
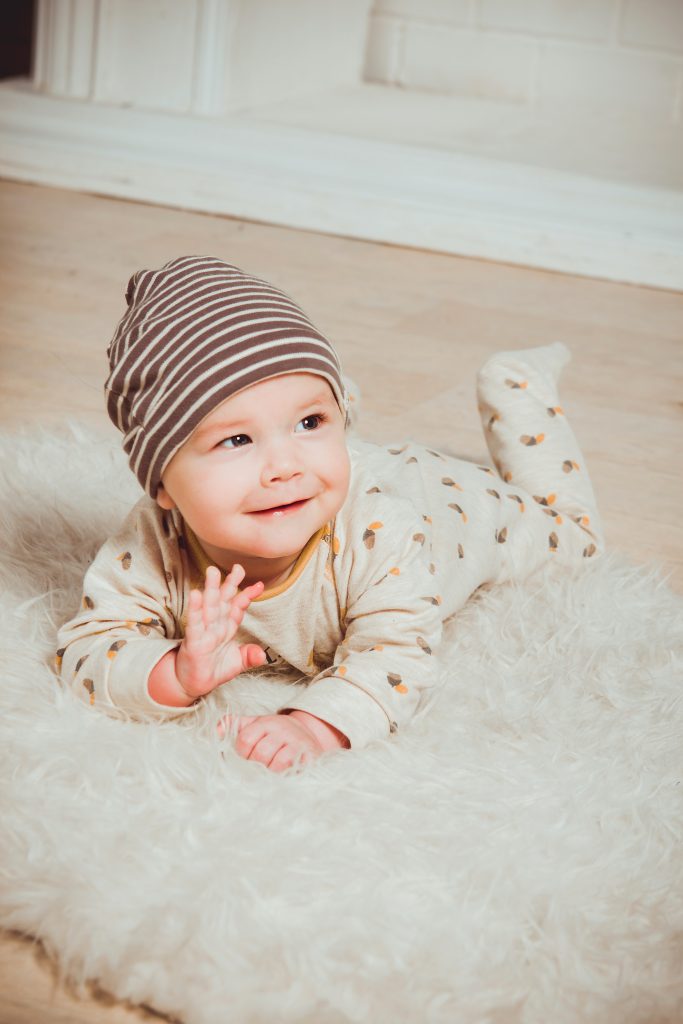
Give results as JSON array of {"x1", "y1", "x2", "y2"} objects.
[{"x1": 175, "y1": 564, "x2": 266, "y2": 700}]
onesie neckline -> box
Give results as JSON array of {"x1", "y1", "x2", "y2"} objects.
[{"x1": 182, "y1": 521, "x2": 328, "y2": 602}]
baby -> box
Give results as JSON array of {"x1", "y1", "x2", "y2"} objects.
[{"x1": 57, "y1": 255, "x2": 603, "y2": 772}]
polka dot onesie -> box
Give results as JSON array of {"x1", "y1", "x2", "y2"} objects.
[{"x1": 57, "y1": 343, "x2": 603, "y2": 749}]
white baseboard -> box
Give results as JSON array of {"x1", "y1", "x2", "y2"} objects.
[{"x1": 1, "y1": 80, "x2": 681, "y2": 290}]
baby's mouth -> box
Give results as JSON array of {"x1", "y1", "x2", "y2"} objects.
[{"x1": 250, "y1": 498, "x2": 309, "y2": 515}]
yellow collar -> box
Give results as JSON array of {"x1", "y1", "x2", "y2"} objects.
[{"x1": 182, "y1": 522, "x2": 327, "y2": 602}]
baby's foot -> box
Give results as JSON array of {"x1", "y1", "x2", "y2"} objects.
[{"x1": 477, "y1": 341, "x2": 570, "y2": 392}]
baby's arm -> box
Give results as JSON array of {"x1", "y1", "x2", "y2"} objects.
[
  {"x1": 280, "y1": 504, "x2": 444, "y2": 750},
  {"x1": 222, "y1": 505, "x2": 444, "y2": 772},
  {"x1": 149, "y1": 565, "x2": 266, "y2": 706},
  {"x1": 57, "y1": 500, "x2": 264, "y2": 717}
]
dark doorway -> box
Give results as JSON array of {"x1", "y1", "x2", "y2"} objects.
[{"x1": 1, "y1": 0, "x2": 36, "y2": 79}]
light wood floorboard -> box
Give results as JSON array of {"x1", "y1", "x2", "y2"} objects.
[{"x1": 0, "y1": 179, "x2": 681, "y2": 1024}]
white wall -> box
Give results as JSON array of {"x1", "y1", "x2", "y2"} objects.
[
  {"x1": 365, "y1": 0, "x2": 683, "y2": 121},
  {"x1": 2, "y1": 0, "x2": 681, "y2": 288},
  {"x1": 32, "y1": 0, "x2": 373, "y2": 115}
]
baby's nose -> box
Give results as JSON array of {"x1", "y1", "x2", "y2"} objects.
[{"x1": 261, "y1": 440, "x2": 302, "y2": 483}]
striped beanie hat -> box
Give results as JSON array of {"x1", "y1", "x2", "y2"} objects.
[{"x1": 105, "y1": 256, "x2": 348, "y2": 497}]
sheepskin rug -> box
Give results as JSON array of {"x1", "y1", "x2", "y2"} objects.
[{"x1": 0, "y1": 424, "x2": 682, "y2": 1024}]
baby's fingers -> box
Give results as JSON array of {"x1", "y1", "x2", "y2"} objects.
[
  {"x1": 217, "y1": 713, "x2": 258, "y2": 739},
  {"x1": 217, "y1": 581, "x2": 265, "y2": 644},
  {"x1": 241, "y1": 644, "x2": 267, "y2": 671},
  {"x1": 200, "y1": 566, "x2": 226, "y2": 629},
  {"x1": 229, "y1": 580, "x2": 265, "y2": 618},
  {"x1": 219, "y1": 563, "x2": 246, "y2": 603},
  {"x1": 214, "y1": 585, "x2": 263, "y2": 651},
  {"x1": 184, "y1": 588, "x2": 205, "y2": 639},
  {"x1": 270, "y1": 744, "x2": 309, "y2": 773},
  {"x1": 204, "y1": 564, "x2": 222, "y2": 594}
]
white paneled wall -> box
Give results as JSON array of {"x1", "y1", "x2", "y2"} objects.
[
  {"x1": 32, "y1": 0, "x2": 373, "y2": 114},
  {"x1": 365, "y1": 0, "x2": 683, "y2": 120},
  {"x1": 94, "y1": 0, "x2": 198, "y2": 111},
  {"x1": 2, "y1": 0, "x2": 682, "y2": 289}
]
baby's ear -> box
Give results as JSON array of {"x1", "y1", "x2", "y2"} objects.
[{"x1": 155, "y1": 485, "x2": 176, "y2": 511}]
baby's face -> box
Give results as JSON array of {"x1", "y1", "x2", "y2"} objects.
[{"x1": 156, "y1": 373, "x2": 350, "y2": 585}]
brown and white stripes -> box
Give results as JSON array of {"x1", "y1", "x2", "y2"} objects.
[{"x1": 105, "y1": 256, "x2": 347, "y2": 497}]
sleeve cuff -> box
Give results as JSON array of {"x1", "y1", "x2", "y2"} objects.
[
  {"x1": 281, "y1": 675, "x2": 391, "y2": 749},
  {"x1": 104, "y1": 637, "x2": 195, "y2": 718}
]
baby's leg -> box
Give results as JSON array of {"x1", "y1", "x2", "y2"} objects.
[{"x1": 476, "y1": 342, "x2": 603, "y2": 570}]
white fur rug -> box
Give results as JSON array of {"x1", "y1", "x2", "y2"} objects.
[{"x1": 0, "y1": 425, "x2": 682, "y2": 1024}]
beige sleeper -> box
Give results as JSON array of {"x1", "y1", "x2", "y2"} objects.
[{"x1": 57, "y1": 343, "x2": 603, "y2": 749}]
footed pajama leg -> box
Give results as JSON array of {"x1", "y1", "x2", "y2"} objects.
[{"x1": 476, "y1": 342, "x2": 604, "y2": 570}]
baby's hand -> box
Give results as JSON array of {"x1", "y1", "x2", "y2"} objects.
[
  {"x1": 176, "y1": 564, "x2": 266, "y2": 700},
  {"x1": 219, "y1": 710, "x2": 349, "y2": 773}
]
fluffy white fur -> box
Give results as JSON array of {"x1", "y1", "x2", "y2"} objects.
[{"x1": 0, "y1": 425, "x2": 681, "y2": 1024}]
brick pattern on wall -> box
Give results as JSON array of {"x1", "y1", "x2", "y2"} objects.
[{"x1": 364, "y1": 0, "x2": 683, "y2": 121}]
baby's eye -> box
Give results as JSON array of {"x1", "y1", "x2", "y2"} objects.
[
  {"x1": 295, "y1": 413, "x2": 326, "y2": 432},
  {"x1": 219, "y1": 434, "x2": 251, "y2": 449}
]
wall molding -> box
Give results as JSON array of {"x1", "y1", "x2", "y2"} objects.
[{"x1": 1, "y1": 81, "x2": 681, "y2": 291}]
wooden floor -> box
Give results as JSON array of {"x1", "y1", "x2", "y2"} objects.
[{"x1": 0, "y1": 179, "x2": 681, "y2": 1023}]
